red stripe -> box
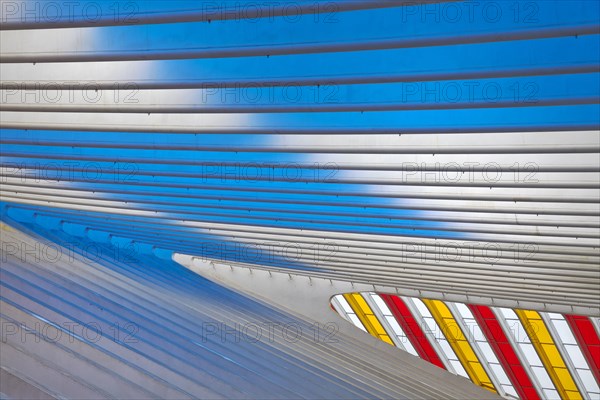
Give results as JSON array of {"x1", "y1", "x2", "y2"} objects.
[
  {"x1": 469, "y1": 304, "x2": 541, "y2": 400},
  {"x1": 379, "y1": 294, "x2": 445, "y2": 369},
  {"x1": 565, "y1": 314, "x2": 600, "y2": 384}
]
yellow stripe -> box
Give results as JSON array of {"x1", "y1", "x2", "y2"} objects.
[
  {"x1": 0, "y1": 222, "x2": 16, "y2": 232},
  {"x1": 342, "y1": 293, "x2": 394, "y2": 345},
  {"x1": 422, "y1": 299, "x2": 497, "y2": 393},
  {"x1": 515, "y1": 309, "x2": 582, "y2": 400}
]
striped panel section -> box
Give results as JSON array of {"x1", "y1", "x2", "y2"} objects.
[
  {"x1": 449, "y1": 303, "x2": 518, "y2": 398},
  {"x1": 496, "y1": 307, "x2": 560, "y2": 399},
  {"x1": 379, "y1": 294, "x2": 446, "y2": 369},
  {"x1": 331, "y1": 295, "x2": 367, "y2": 333},
  {"x1": 335, "y1": 295, "x2": 600, "y2": 399},
  {"x1": 331, "y1": 295, "x2": 367, "y2": 332},
  {"x1": 515, "y1": 310, "x2": 583, "y2": 400},
  {"x1": 564, "y1": 315, "x2": 600, "y2": 384},
  {"x1": 363, "y1": 293, "x2": 418, "y2": 355},
  {"x1": 342, "y1": 293, "x2": 394, "y2": 345},
  {"x1": 542, "y1": 313, "x2": 600, "y2": 399},
  {"x1": 408, "y1": 298, "x2": 468, "y2": 376},
  {"x1": 422, "y1": 299, "x2": 497, "y2": 393},
  {"x1": 470, "y1": 304, "x2": 542, "y2": 400}
]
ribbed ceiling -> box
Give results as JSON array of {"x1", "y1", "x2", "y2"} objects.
[{"x1": 1, "y1": 1, "x2": 599, "y2": 316}]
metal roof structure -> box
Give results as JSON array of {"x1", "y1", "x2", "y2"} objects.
[{"x1": 1, "y1": 1, "x2": 599, "y2": 399}]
